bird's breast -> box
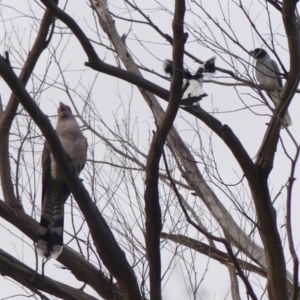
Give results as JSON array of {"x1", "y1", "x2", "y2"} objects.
[{"x1": 256, "y1": 62, "x2": 277, "y2": 86}]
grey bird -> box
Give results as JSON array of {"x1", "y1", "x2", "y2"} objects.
[
  {"x1": 37, "y1": 102, "x2": 87, "y2": 259},
  {"x1": 164, "y1": 57, "x2": 216, "y2": 106},
  {"x1": 250, "y1": 48, "x2": 292, "y2": 127}
]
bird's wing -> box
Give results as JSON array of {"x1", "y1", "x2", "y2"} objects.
[
  {"x1": 41, "y1": 141, "x2": 51, "y2": 204},
  {"x1": 270, "y1": 59, "x2": 282, "y2": 88},
  {"x1": 195, "y1": 57, "x2": 216, "y2": 76},
  {"x1": 81, "y1": 137, "x2": 88, "y2": 171},
  {"x1": 269, "y1": 60, "x2": 292, "y2": 127},
  {"x1": 265, "y1": 59, "x2": 282, "y2": 107},
  {"x1": 38, "y1": 139, "x2": 69, "y2": 259},
  {"x1": 164, "y1": 59, "x2": 193, "y2": 79},
  {"x1": 164, "y1": 60, "x2": 173, "y2": 76},
  {"x1": 72, "y1": 135, "x2": 88, "y2": 175},
  {"x1": 42, "y1": 140, "x2": 70, "y2": 203}
]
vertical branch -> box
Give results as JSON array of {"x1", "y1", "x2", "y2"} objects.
[
  {"x1": 144, "y1": 1, "x2": 186, "y2": 300},
  {"x1": 253, "y1": 1, "x2": 300, "y2": 298},
  {"x1": 228, "y1": 265, "x2": 242, "y2": 300},
  {"x1": 247, "y1": 170, "x2": 288, "y2": 300},
  {"x1": 0, "y1": 9, "x2": 55, "y2": 206},
  {"x1": 286, "y1": 142, "x2": 300, "y2": 300},
  {"x1": 257, "y1": 0, "x2": 300, "y2": 171}
]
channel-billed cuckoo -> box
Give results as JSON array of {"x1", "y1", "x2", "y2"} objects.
[{"x1": 37, "y1": 102, "x2": 87, "y2": 259}]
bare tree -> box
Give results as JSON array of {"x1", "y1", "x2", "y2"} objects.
[{"x1": 0, "y1": 0, "x2": 299, "y2": 299}]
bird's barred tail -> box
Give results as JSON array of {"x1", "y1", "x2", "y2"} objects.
[{"x1": 37, "y1": 181, "x2": 65, "y2": 259}]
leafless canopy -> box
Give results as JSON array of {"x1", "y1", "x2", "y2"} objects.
[{"x1": 0, "y1": 0, "x2": 300, "y2": 299}]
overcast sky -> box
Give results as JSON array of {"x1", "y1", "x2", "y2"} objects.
[{"x1": 0, "y1": 1, "x2": 299, "y2": 299}]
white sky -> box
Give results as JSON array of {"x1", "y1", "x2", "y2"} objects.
[{"x1": 0, "y1": 0, "x2": 299, "y2": 299}]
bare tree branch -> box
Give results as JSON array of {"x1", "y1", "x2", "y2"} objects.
[
  {"x1": 0, "y1": 249, "x2": 98, "y2": 300},
  {"x1": 0, "y1": 7, "x2": 55, "y2": 207},
  {"x1": 143, "y1": 1, "x2": 187, "y2": 299},
  {"x1": 0, "y1": 199, "x2": 124, "y2": 300},
  {"x1": 161, "y1": 233, "x2": 267, "y2": 279},
  {"x1": 0, "y1": 58, "x2": 142, "y2": 300}
]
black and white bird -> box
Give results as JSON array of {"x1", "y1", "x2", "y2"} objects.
[
  {"x1": 164, "y1": 57, "x2": 216, "y2": 106},
  {"x1": 250, "y1": 48, "x2": 292, "y2": 127}
]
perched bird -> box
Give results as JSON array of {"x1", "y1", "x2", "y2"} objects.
[
  {"x1": 250, "y1": 48, "x2": 292, "y2": 127},
  {"x1": 37, "y1": 102, "x2": 87, "y2": 259},
  {"x1": 164, "y1": 57, "x2": 216, "y2": 106}
]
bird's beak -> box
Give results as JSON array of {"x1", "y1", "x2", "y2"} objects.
[
  {"x1": 59, "y1": 102, "x2": 67, "y2": 111},
  {"x1": 249, "y1": 50, "x2": 254, "y2": 56}
]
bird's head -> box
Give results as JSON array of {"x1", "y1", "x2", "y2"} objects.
[
  {"x1": 202, "y1": 57, "x2": 216, "y2": 73},
  {"x1": 58, "y1": 102, "x2": 73, "y2": 119},
  {"x1": 249, "y1": 48, "x2": 267, "y2": 59},
  {"x1": 164, "y1": 59, "x2": 173, "y2": 77}
]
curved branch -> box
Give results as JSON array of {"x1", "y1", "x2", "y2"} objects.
[
  {"x1": 85, "y1": 0, "x2": 269, "y2": 288},
  {"x1": 266, "y1": 0, "x2": 282, "y2": 12},
  {"x1": 0, "y1": 8, "x2": 55, "y2": 207},
  {"x1": 37, "y1": 0, "x2": 256, "y2": 183},
  {"x1": 35, "y1": 3, "x2": 296, "y2": 298},
  {"x1": 144, "y1": 1, "x2": 187, "y2": 299},
  {"x1": 39, "y1": 0, "x2": 169, "y2": 101},
  {"x1": 0, "y1": 249, "x2": 98, "y2": 300},
  {"x1": 124, "y1": 0, "x2": 256, "y2": 86},
  {"x1": 256, "y1": 1, "x2": 300, "y2": 173},
  {"x1": 161, "y1": 233, "x2": 267, "y2": 279},
  {"x1": 0, "y1": 59, "x2": 141, "y2": 300},
  {"x1": 161, "y1": 146, "x2": 257, "y2": 299},
  {"x1": 286, "y1": 143, "x2": 300, "y2": 300},
  {"x1": 253, "y1": 2, "x2": 300, "y2": 298},
  {"x1": 0, "y1": 199, "x2": 124, "y2": 300}
]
